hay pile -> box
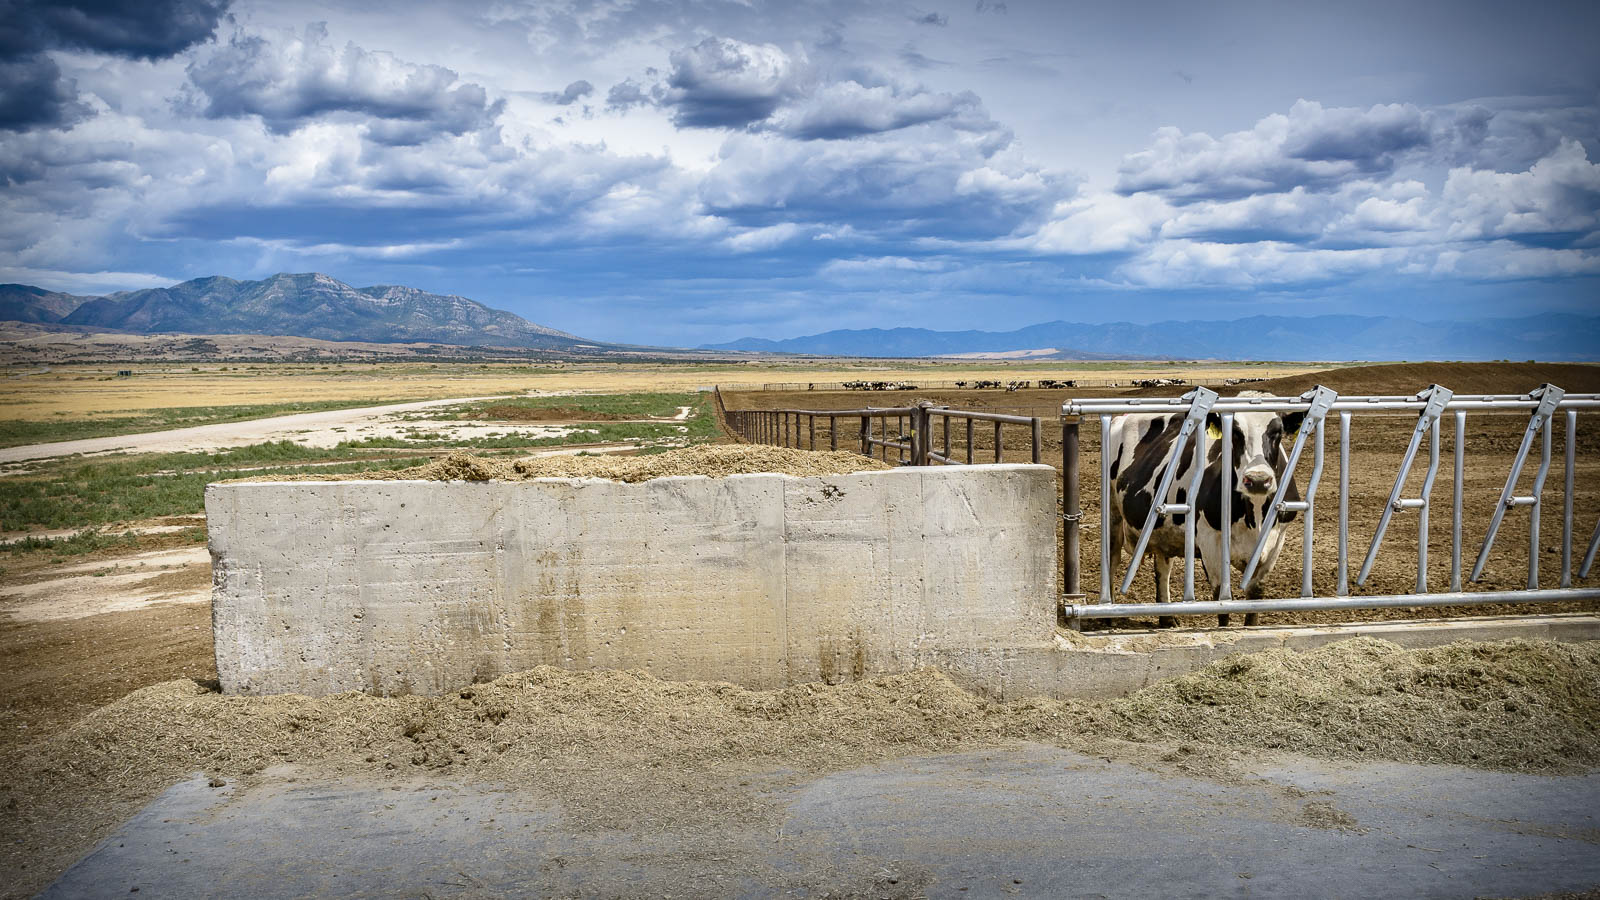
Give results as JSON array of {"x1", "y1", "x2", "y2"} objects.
[
  {"x1": 3, "y1": 638, "x2": 1597, "y2": 897},
  {"x1": 245, "y1": 445, "x2": 896, "y2": 484}
]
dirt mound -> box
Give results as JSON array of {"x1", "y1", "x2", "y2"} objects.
[
  {"x1": 474, "y1": 404, "x2": 625, "y2": 422},
  {"x1": 1241, "y1": 362, "x2": 1600, "y2": 398},
  {"x1": 4, "y1": 637, "x2": 1596, "y2": 899},
  {"x1": 240, "y1": 445, "x2": 896, "y2": 484}
]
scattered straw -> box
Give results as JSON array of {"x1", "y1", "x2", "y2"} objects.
[
  {"x1": 3, "y1": 637, "x2": 1597, "y2": 898},
  {"x1": 236, "y1": 445, "x2": 896, "y2": 484}
]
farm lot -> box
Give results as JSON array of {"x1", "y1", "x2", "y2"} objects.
[
  {"x1": 723, "y1": 361, "x2": 1600, "y2": 627},
  {"x1": 2, "y1": 359, "x2": 1599, "y2": 897}
]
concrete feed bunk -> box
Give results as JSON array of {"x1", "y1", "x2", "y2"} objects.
[{"x1": 207, "y1": 465, "x2": 1059, "y2": 697}]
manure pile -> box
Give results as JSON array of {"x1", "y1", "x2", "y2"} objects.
[
  {"x1": 4, "y1": 638, "x2": 1598, "y2": 897},
  {"x1": 240, "y1": 445, "x2": 895, "y2": 484}
]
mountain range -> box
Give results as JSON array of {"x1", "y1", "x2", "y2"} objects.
[
  {"x1": 0, "y1": 273, "x2": 604, "y2": 351},
  {"x1": 701, "y1": 315, "x2": 1600, "y2": 362}
]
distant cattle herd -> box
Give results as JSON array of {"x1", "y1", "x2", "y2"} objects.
[{"x1": 822, "y1": 376, "x2": 1265, "y2": 392}]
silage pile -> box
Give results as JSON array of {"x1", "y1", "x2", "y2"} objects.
[
  {"x1": 245, "y1": 445, "x2": 895, "y2": 484},
  {"x1": 4, "y1": 638, "x2": 1598, "y2": 897}
]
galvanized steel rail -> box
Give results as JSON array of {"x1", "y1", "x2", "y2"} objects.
[{"x1": 1061, "y1": 384, "x2": 1600, "y2": 625}]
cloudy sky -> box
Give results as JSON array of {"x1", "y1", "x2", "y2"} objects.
[{"x1": 2, "y1": 0, "x2": 1596, "y2": 346}]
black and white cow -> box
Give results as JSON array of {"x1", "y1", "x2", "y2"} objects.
[{"x1": 1106, "y1": 392, "x2": 1306, "y2": 626}]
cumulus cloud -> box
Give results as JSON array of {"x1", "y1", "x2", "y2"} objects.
[
  {"x1": 661, "y1": 37, "x2": 801, "y2": 128},
  {"x1": 1440, "y1": 138, "x2": 1600, "y2": 245},
  {"x1": 772, "y1": 80, "x2": 990, "y2": 140},
  {"x1": 186, "y1": 25, "x2": 504, "y2": 143},
  {"x1": 1116, "y1": 100, "x2": 1480, "y2": 202},
  {"x1": 539, "y1": 79, "x2": 592, "y2": 106},
  {"x1": 700, "y1": 131, "x2": 1063, "y2": 240}
]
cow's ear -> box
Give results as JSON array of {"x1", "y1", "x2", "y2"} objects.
[
  {"x1": 1281, "y1": 411, "x2": 1306, "y2": 441},
  {"x1": 1205, "y1": 411, "x2": 1223, "y2": 441}
]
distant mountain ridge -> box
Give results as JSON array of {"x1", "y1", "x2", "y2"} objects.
[
  {"x1": 0, "y1": 273, "x2": 601, "y2": 350},
  {"x1": 701, "y1": 314, "x2": 1600, "y2": 362}
]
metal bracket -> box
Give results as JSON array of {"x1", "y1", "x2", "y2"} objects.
[
  {"x1": 1119, "y1": 386, "x2": 1217, "y2": 597},
  {"x1": 1356, "y1": 384, "x2": 1454, "y2": 586},
  {"x1": 1240, "y1": 385, "x2": 1339, "y2": 591},
  {"x1": 1470, "y1": 383, "x2": 1565, "y2": 583}
]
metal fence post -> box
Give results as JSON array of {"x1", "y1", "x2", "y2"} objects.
[
  {"x1": 830, "y1": 415, "x2": 837, "y2": 452},
  {"x1": 860, "y1": 415, "x2": 870, "y2": 457},
  {"x1": 1062, "y1": 416, "x2": 1083, "y2": 626}
]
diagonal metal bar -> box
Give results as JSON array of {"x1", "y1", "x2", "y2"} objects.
[
  {"x1": 1356, "y1": 384, "x2": 1454, "y2": 586},
  {"x1": 1470, "y1": 384, "x2": 1565, "y2": 582},
  {"x1": 1120, "y1": 387, "x2": 1217, "y2": 596},
  {"x1": 1582, "y1": 518, "x2": 1600, "y2": 579},
  {"x1": 1240, "y1": 385, "x2": 1339, "y2": 591}
]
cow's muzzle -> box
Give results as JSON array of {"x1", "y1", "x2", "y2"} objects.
[{"x1": 1240, "y1": 469, "x2": 1274, "y2": 494}]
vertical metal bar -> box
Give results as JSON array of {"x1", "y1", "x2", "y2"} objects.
[
  {"x1": 1031, "y1": 418, "x2": 1043, "y2": 464},
  {"x1": 1218, "y1": 413, "x2": 1233, "y2": 602},
  {"x1": 809, "y1": 414, "x2": 815, "y2": 451},
  {"x1": 1452, "y1": 410, "x2": 1465, "y2": 592},
  {"x1": 1338, "y1": 411, "x2": 1350, "y2": 596},
  {"x1": 860, "y1": 415, "x2": 869, "y2": 457},
  {"x1": 1563, "y1": 409, "x2": 1575, "y2": 588},
  {"x1": 1063, "y1": 418, "x2": 1081, "y2": 599},
  {"x1": 1100, "y1": 414, "x2": 1112, "y2": 603},
  {"x1": 1301, "y1": 420, "x2": 1324, "y2": 597},
  {"x1": 830, "y1": 415, "x2": 837, "y2": 452},
  {"x1": 1529, "y1": 414, "x2": 1553, "y2": 589},
  {"x1": 1182, "y1": 424, "x2": 1207, "y2": 601},
  {"x1": 966, "y1": 418, "x2": 974, "y2": 464},
  {"x1": 1417, "y1": 416, "x2": 1440, "y2": 593},
  {"x1": 994, "y1": 421, "x2": 1003, "y2": 463},
  {"x1": 943, "y1": 414, "x2": 951, "y2": 462}
]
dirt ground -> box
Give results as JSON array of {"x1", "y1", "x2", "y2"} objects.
[{"x1": 723, "y1": 362, "x2": 1600, "y2": 626}]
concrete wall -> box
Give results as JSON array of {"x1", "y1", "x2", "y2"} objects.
[{"x1": 208, "y1": 465, "x2": 1059, "y2": 697}]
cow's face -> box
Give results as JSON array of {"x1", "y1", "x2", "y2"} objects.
[{"x1": 1206, "y1": 409, "x2": 1306, "y2": 497}]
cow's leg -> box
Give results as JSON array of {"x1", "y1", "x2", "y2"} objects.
[
  {"x1": 1240, "y1": 527, "x2": 1288, "y2": 626},
  {"x1": 1153, "y1": 554, "x2": 1176, "y2": 628}
]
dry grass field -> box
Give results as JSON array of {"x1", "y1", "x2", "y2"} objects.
[{"x1": 2, "y1": 359, "x2": 1332, "y2": 420}]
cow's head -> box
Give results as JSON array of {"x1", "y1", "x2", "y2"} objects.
[{"x1": 1205, "y1": 403, "x2": 1307, "y2": 497}]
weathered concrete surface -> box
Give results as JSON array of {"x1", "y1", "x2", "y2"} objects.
[
  {"x1": 42, "y1": 745, "x2": 1600, "y2": 899},
  {"x1": 208, "y1": 465, "x2": 1058, "y2": 697}
]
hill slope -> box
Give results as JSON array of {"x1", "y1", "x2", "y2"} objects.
[{"x1": 9, "y1": 273, "x2": 599, "y2": 350}]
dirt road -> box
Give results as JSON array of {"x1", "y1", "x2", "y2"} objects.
[{"x1": 0, "y1": 396, "x2": 509, "y2": 464}]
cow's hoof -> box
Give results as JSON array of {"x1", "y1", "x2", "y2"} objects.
[
  {"x1": 1217, "y1": 614, "x2": 1231, "y2": 627},
  {"x1": 1244, "y1": 612, "x2": 1260, "y2": 627},
  {"x1": 1157, "y1": 616, "x2": 1177, "y2": 629}
]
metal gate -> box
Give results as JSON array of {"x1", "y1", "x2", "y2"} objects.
[{"x1": 1060, "y1": 384, "x2": 1600, "y2": 625}]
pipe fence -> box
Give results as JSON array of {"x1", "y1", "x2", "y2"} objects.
[
  {"x1": 724, "y1": 400, "x2": 1044, "y2": 466},
  {"x1": 1060, "y1": 384, "x2": 1600, "y2": 625}
]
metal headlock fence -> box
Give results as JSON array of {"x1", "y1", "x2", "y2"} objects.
[
  {"x1": 717, "y1": 383, "x2": 1600, "y2": 629},
  {"x1": 1059, "y1": 383, "x2": 1600, "y2": 626}
]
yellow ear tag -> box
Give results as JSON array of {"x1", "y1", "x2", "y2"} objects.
[{"x1": 1205, "y1": 421, "x2": 1223, "y2": 440}]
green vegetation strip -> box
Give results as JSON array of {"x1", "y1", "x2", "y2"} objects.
[{"x1": 0, "y1": 398, "x2": 426, "y2": 449}]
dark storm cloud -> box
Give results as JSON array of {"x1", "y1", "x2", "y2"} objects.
[
  {"x1": 914, "y1": 12, "x2": 948, "y2": 26},
  {"x1": 0, "y1": 0, "x2": 230, "y2": 61},
  {"x1": 186, "y1": 26, "x2": 502, "y2": 142},
  {"x1": 0, "y1": 0, "x2": 229, "y2": 133},
  {"x1": 0, "y1": 55, "x2": 88, "y2": 131}
]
